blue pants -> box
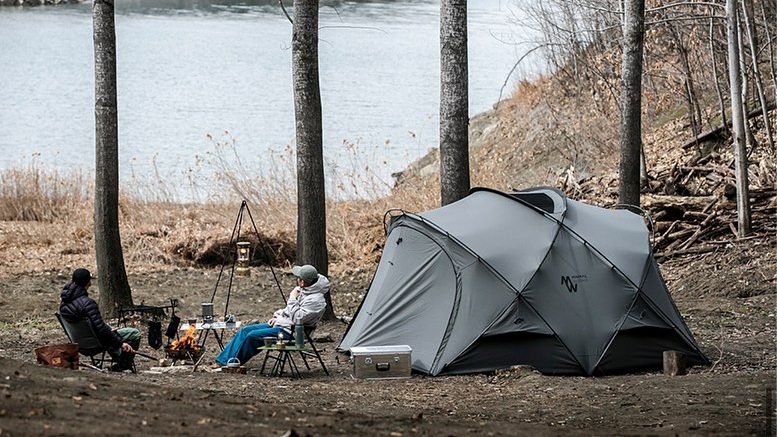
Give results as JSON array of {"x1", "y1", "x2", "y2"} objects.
[{"x1": 215, "y1": 323, "x2": 291, "y2": 366}]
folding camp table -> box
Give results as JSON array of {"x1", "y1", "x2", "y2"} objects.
[
  {"x1": 258, "y1": 330, "x2": 329, "y2": 378},
  {"x1": 180, "y1": 320, "x2": 242, "y2": 351},
  {"x1": 258, "y1": 344, "x2": 308, "y2": 378}
]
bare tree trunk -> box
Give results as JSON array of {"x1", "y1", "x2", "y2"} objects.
[
  {"x1": 292, "y1": 0, "x2": 334, "y2": 321},
  {"x1": 726, "y1": 0, "x2": 752, "y2": 237},
  {"x1": 736, "y1": 7, "x2": 756, "y2": 150},
  {"x1": 710, "y1": 16, "x2": 729, "y2": 136},
  {"x1": 669, "y1": 23, "x2": 703, "y2": 136},
  {"x1": 742, "y1": 0, "x2": 774, "y2": 150},
  {"x1": 93, "y1": 0, "x2": 133, "y2": 318},
  {"x1": 439, "y1": 0, "x2": 470, "y2": 206},
  {"x1": 760, "y1": 1, "x2": 777, "y2": 104},
  {"x1": 618, "y1": 0, "x2": 645, "y2": 207}
]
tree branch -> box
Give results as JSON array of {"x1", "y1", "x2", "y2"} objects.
[
  {"x1": 495, "y1": 44, "x2": 551, "y2": 109},
  {"x1": 646, "y1": 1, "x2": 725, "y2": 14},
  {"x1": 279, "y1": 0, "x2": 293, "y2": 25},
  {"x1": 319, "y1": 25, "x2": 388, "y2": 34}
]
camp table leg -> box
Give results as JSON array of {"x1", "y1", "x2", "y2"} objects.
[
  {"x1": 260, "y1": 349, "x2": 271, "y2": 374},
  {"x1": 275, "y1": 352, "x2": 285, "y2": 376},
  {"x1": 213, "y1": 330, "x2": 225, "y2": 350},
  {"x1": 284, "y1": 352, "x2": 298, "y2": 378},
  {"x1": 271, "y1": 352, "x2": 284, "y2": 376}
]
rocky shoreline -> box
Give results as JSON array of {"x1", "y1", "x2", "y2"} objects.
[{"x1": 0, "y1": 0, "x2": 82, "y2": 6}]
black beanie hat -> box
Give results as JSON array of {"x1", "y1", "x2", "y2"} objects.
[{"x1": 72, "y1": 268, "x2": 94, "y2": 286}]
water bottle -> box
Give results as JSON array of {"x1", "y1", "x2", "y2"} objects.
[{"x1": 295, "y1": 325, "x2": 305, "y2": 348}]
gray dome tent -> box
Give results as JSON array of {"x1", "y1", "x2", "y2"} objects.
[{"x1": 339, "y1": 187, "x2": 708, "y2": 375}]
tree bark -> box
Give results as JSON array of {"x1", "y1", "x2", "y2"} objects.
[
  {"x1": 736, "y1": 7, "x2": 756, "y2": 151},
  {"x1": 709, "y1": 15, "x2": 729, "y2": 137},
  {"x1": 93, "y1": 0, "x2": 133, "y2": 318},
  {"x1": 760, "y1": 1, "x2": 777, "y2": 105},
  {"x1": 668, "y1": 23, "x2": 702, "y2": 137},
  {"x1": 742, "y1": 0, "x2": 774, "y2": 150},
  {"x1": 726, "y1": 0, "x2": 752, "y2": 237},
  {"x1": 618, "y1": 0, "x2": 645, "y2": 207},
  {"x1": 439, "y1": 0, "x2": 470, "y2": 206},
  {"x1": 292, "y1": 0, "x2": 334, "y2": 320}
]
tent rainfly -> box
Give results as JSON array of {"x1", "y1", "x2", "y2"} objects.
[{"x1": 338, "y1": 187, "x2": 708, "y2": 375}]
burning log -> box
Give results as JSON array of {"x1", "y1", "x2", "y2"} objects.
[
  {"x1": 165, "y1": 325, "x2": 203, "y2": 361},
  {"x1": 169, "y1": 325, "x2": 197, "y2": 350}
]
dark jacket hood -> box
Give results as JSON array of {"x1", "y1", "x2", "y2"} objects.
[{"x1": 60, "y1": 282, "x2": 87, "y2": 304}]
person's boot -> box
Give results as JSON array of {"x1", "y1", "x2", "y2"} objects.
[{"x1": 112, "y1": 354, "x2": 135, "y2": 372}]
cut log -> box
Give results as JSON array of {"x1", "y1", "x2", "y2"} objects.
[
  {"x1": 643, "y1": 194, "x2": 717, "y2": 210},
  {"x1": 665, "y1": 227, "x2": 696, "y2": 241},
  {"x1": 663, "y1": 350, "x2": 687, "y2": 376},
  {"x1": 680, "y1": 100, "x2": 776, "y2": 149},
  {"x1": 682, "y1": 211, "x2": 710, "y2": 222},
  {"x1": 659, "y1": 220, "x2": 681, "y2": 237},
  {"x1": 680, "y1": 211, "x2": 718, "y2": 249}
]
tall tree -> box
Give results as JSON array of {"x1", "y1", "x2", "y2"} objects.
[
  {"x1": 709, "y1": 15, "x2": 729, "y2": 137},
  {"x1": 618, "y1": 0, "x2": 645, "y2": 207},
  {"x1": 439, "y1": 0, "x2": 470, "y2": 206},
  {"x1": 741, "y1": 0, "x2": 774, "y2": 150},
  {"x1": 725, "y1": 0, "x2": 752, "y2": 237},
  {"x1": 93, "y1": 0, "x2": 133, "y2": 317},
  {"x1": 292, "y1": 0, "x2": 334, "y2": 320}
]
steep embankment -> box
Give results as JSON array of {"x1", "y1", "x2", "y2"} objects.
[{"x1": 389, "y1": 19, "x2": 776, "y2": 308}]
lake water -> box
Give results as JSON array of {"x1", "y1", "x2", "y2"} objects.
[{"x1": 0, "y1": 0, "x2": 537, "y2": 200}]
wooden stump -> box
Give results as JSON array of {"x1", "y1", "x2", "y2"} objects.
[{"x1": 663, "y1": 350, "x2": 687, "y2": 376}]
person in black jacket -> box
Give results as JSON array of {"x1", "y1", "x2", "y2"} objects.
[{"x1": 59, "y1": 268, "x2": 141, "y2": 371}]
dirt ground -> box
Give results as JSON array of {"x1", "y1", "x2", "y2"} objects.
[{"x1": 0, "y1": 241, "x2": 775, "y2": 436}]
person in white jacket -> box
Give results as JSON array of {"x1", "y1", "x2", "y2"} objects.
[{"x1": 214, "y1": 265, "x2": 330, "y2": 367}]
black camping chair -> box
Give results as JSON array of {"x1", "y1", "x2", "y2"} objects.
[
  {"x1": 260, "y1": 325, "x2": 329, "y2": 377},
  {"x1": 55, "y1": 313, "x2": 135, "y2": 373}
]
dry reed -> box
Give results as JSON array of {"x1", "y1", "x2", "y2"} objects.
[
  {"x1": 0, "y1": 135, "x2": 442, "y2": 276},
  {"x1": 0, "y1": 160, "x2": 91, "y2": 222}
]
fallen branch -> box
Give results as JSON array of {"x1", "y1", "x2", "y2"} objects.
[
  {"x1": 681, "y1": 100, "x2": 777, "y2": 149},
  {"x1": 707, "y1": 342, "x2": 724, "y2": 373},
  {"x1": 679, "y1": 211, "x2": 718, "y2": 249},
  {"x1": 656, "y1": 245, "x2": 717, "y2": 260}
]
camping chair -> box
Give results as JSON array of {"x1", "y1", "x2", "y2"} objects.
[
  {"x1": 55, "y1": 313, "x2": 135, "y2": 373},
  {"x1": 259, "y1": 325, "x2": 329, "y2": 377}
]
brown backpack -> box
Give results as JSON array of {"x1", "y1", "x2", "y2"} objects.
[{"x1": 34, "y1": 343, "x2": 80, "y2": 370}]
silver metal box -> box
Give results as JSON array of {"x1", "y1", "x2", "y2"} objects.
[{"x1": 350, "y1": 345, "x2": 412, "y2": 379}]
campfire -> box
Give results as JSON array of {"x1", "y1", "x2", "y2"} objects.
[{"x1": 165, "y1": 325, "x2": 203, "y2": 361}]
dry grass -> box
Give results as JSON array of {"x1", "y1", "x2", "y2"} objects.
[
  {"x1": 0, "y1": 136, "x2": 441, "y2": 278},
  {"x1": 0, "y1": 160, "x2": 91, "y2": 222}
]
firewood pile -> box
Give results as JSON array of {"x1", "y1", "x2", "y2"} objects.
[{"x1": 559, "y1": 147, "x2": 776, "y2": 260}]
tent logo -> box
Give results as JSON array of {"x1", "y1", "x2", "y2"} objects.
[
  {"x1": 561, "y1": 274, "x2": 587, "y2": 293},
  {"x1": 561, "y1": 276, "x2": 578, "y2": 293}
]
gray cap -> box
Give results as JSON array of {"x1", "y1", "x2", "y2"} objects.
[{"x1": 291, "y1": 265, "x2": 318, "y2": 283}]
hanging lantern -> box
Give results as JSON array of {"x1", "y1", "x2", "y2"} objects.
[{"x1": 235, "y1": 241, "x2": 251, "y2": 277}]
